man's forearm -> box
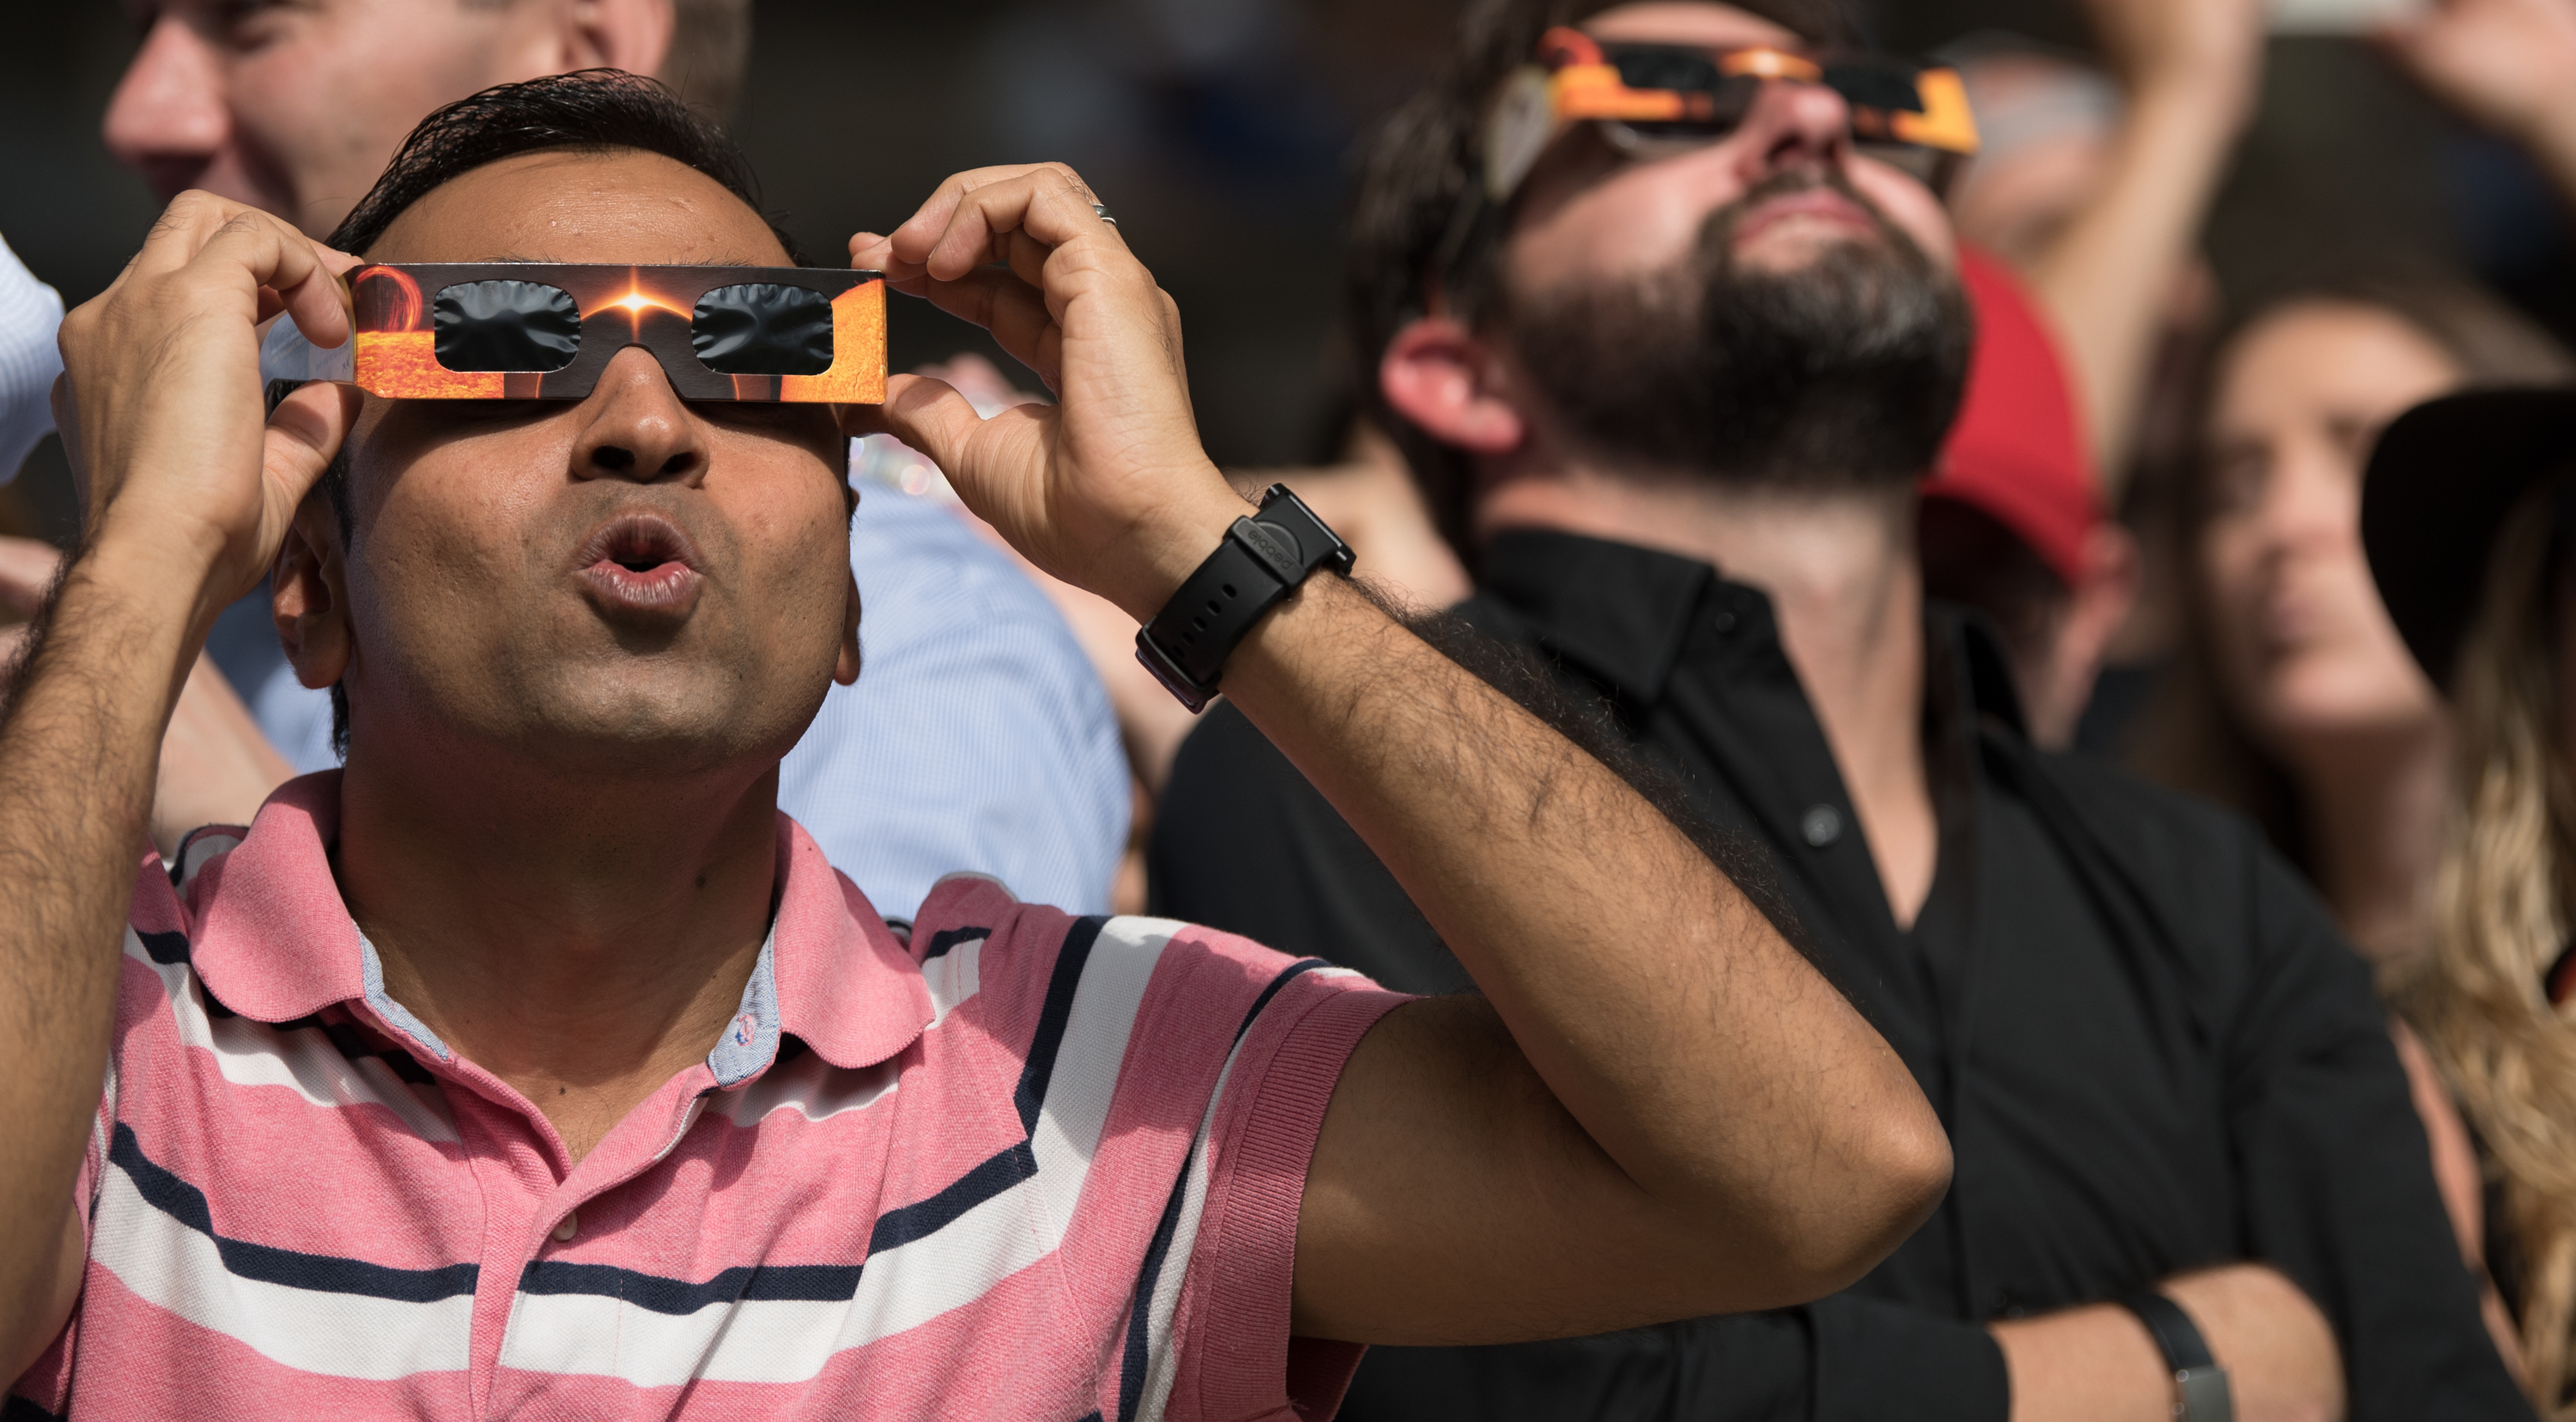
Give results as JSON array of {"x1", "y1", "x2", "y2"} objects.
[
  {"x1": 1222, "y1": 573, "x2": 1946, "y2": 1285},
  {"x1": 1994, "y1": 1265, "x2": 2344, "y2": 1422},
  {"x1": 0, "y1": 538, "x2": 206, "y2": 1366},
  {"x1": 1993, "y1": 1302, "x2": 2172, "y2": 1422}
]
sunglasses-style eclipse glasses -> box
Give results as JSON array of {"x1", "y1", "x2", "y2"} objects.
[
  {"x1": 1485, "y1": 27, "x2": 1981, "y2": 203},
  {"x1": 260, "y1": 263, "x2": 887, "y2": 404}
]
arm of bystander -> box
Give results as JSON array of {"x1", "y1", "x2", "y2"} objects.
[
  {"x1": 2019, "y1": 0, "x2": 2267, "y2": 490},
  {"x1": 847, "y1": 161, "x2": 1954, "y2": 1345},
  {"x1": 0, "y1": 535, "x2": 294, "y2": 860},
  {"x1": 0, "y1": 195, "x2": 360, "y2": 1382},
  {"x1": 2381, "y1": 0, "x2": 2576, "y2": 216}
]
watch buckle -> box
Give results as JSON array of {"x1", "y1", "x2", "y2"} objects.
[
  {"x1": 1134, "y1": 631, "x2": 1217, "y2": 714},
  {"x1": 2172, "y1": 1365, "x2": 2233, "y2": 1422}
]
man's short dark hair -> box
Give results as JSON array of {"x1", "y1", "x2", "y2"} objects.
[
  {"x1": 310, "y1": 70, "x2": 841, "y2": 757},
  {"x1": 328, "y1": 68, "x2": 802, "y2": 259},
  {"x1": 1345, "y1": 0, "x2": 1863, "y2": 560}
]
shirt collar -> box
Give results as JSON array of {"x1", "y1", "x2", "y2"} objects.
[
  {"x1": 1479, "y1": 530, "x2": 1716, "y2": 702},
  {"x1": 1479, "y1": 529, "x2": 2033, "y2": 743},
  {"x1": 1935, "y1": 604, "x2": 2031, "y2": 743},
  {"x1": 190, "y1": 772, "x2": 930, "y2": 1081}
]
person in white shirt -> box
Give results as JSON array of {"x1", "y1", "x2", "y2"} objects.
[{"x1": 0, "y1": 233, "x2": 63, "y2": 487}]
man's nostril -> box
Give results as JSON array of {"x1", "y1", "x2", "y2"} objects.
[
  {"x1": 659, "y1": 453, "x2": 698, "y2": 477},
  {"x1": 593, "y1": 447, "x2": 636, "y2": 473}
]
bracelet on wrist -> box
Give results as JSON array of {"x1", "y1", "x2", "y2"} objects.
[
  {"x1": 1133, "y1": 484, "x2": 1354, "y2": 713},
  {"x1": 2119, "y1": 1291, "x2": 2233, "y2": 1422}
]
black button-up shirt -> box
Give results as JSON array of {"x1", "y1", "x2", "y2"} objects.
[{"x1": 1149, "y1": 530, "x2": 2527, "y2": 1421}]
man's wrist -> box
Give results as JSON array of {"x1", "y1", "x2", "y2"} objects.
[
  {"x1": 2122, "y1": 1292, "x2": 2233, "y2": 1422},
  {"x1": 1105, "y1": 475, "x2": 1248, "y2": 623},
  {"x1": 1134, "y1": 485, "x2": 1356, "y2": 712},
  {"x1": 66, "y1": 520, "x2": 234, "y2": 650},
  {"x1": 1989, "y1": 1302, "x2": 2188, "y2": 1422},
  {"x1": 1210, "y1": 569, "x2": 1390, "y2": 714}
]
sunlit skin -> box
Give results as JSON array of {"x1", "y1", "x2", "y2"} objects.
[
  {"x1": 103, "y1": 0, "x2": 670, "y2": 235},
  {"x1": 1446, "y1": 3, "x2": 1955, "y2": 939},
  {"x1": 270, "y1": 148, "x2": 859, "y2": 1154},
  {"x1": 2202, "y1": 302, "x2": 2458, "y2": 763},
  {"x1": 1376, "y1": 5, "x2": 2353, "y2": 1415},
  {"x1": 1506, "y1": 3, "x2": 1955, "y2": 301},
  {"x1": 3, "y1": 140, "x2": 1961, "y2": 1375}
]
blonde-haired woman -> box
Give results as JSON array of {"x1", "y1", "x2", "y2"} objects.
[{"x1": 2371, "y1": 387, "x2": 2576, "y2": 1413}]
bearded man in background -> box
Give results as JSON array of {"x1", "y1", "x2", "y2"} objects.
[{"x1": 1147, "y1": 1, "x2": 2531, "y2": 1418}]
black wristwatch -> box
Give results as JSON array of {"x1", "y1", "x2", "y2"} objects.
[
  {"x1": 1135, "y1": 484, "x2": 1355, "y2": 714},
  {"x1": 2121, "y1": 1292, "x2": 2233, "y2": 1422}
]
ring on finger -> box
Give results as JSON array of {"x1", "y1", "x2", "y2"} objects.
[{"x1": 1092, "y1": 203, "x2": 1118, "y2": 228}]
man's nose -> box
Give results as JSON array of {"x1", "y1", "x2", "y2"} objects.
[
  {"x1": 1729, "y1": 75, "x2": 1856, "y2": 182},
  {"x1": 102, "y1": 15, "x2": 228, "y2": 196},
  {"x1": 572, "y1": 348, "x2": 710, "y2": 486},
  {"x1": 2264, "y1": 443, "x2": 2364, "y2": 556}
]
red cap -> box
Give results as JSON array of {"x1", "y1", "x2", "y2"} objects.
[{"x1": 1922, "y1": 245, "x2": 2100, "y2": 587}]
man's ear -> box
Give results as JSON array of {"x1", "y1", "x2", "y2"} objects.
[
  {"x1": 833, "y1": 567, "x2": 862, "y2": 688},
  {"x1": 550, "y1": 0, "x2": 675, "y2": 79},
  {"x1": 1378, "y1": 316, "x2": 1526, "y2": 458},
  {"x1": 273, "y1": 497, "x2": 352, "y2": 694}
]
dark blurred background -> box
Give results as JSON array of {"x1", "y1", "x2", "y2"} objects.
[{"x1": 5, "y1": 0, "x2": 2569, "y2": 544}]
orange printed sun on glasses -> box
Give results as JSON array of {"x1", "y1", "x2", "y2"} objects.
[{"x1": 261, "y1": 263, "x2": 887, "y2": 404}]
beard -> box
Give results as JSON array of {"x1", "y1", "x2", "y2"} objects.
[{"x1": 1504, "y1": 173, "x2": 1971, "y2": 490}]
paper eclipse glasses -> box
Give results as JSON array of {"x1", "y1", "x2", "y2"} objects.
[
  {"x1": 1484, "y1": 27, "x2": 1982, "y2": 202},
  {"x1": 261, "y1": 263, "x2": 887, "y2": 404}
]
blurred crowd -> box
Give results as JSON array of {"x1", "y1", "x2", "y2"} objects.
[{"x1": 19, "y1": 0, "x2": 2576, "y2": 1417}]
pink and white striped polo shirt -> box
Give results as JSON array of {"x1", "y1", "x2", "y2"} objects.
[{"x1": 9, "y1": 773, "x2": 1405, "y2": 1421}]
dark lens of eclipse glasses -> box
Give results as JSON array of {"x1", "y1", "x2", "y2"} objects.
[
  {"x1": 429, "y1": 278, "x2": 838, "y2": 378},
  {"x1": 434, "y1": 280, "x2": 581, "y2": 373},
  {"x1": 691, "y1": 283, "x2": 835, "y2": 376},
  {"x1": 1609, "y1": 46, "x2": 1724, "y2": 94},
  {"x1": 1822, "y1": 60, "x2": 1929, "y2": 116},
  {"x1": 1592, "y1": 48, "x2": 1933, "y2": 157}
]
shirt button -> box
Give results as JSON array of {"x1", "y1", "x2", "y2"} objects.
[
  {"x1": 551, "y1": 1211, "x2": 579, "y2": 1243},
  {"x1": 1801, "y1": 805, "x2": 1843, "y2": 848},
  {"x1": 1713, "y1": 610, "x2": 1737, "y2": 633}
]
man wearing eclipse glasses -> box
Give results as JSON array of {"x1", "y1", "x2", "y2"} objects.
[
  {"x1": 62, "y1": 0, "x2": 1132, "y2": 927},
  {"x1": 0, "y1": 70, "x2": 1952, "y2": 1419},
  {"x1": 1147, "y1": 3, "x2": 2531, "y2": 1419}
]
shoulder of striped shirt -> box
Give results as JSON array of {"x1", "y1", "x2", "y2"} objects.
[{"x1": 99, "y1": 854, "x2": 1353, "y2": 1409}]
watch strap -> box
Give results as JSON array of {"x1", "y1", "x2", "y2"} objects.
[
  {"x1": 1135, "y1": 485, "x2": 1354, "y2": 713},
  {"x1": 2121, "y1": 1292, "x2": 2233, "y2": 1422}
]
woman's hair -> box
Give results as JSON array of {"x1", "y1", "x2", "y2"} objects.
[
  {"x1": 2394, "y1": 471, "x2": 2576, "y2": 1413},
  {"x1": 2132, "y1": 265, "x2": 2575, "y2": 872}
]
